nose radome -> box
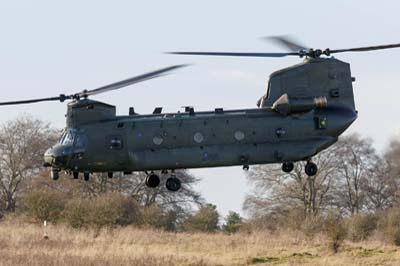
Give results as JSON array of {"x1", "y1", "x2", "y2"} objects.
[{"x1": 43, "y1": 145, "x2": 71, "y2": 168}]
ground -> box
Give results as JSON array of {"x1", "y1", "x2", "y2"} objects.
[{"x1": 0, "y1": 220, "x2": 399, "y2": 266}]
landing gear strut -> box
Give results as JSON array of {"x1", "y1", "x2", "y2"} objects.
[
  {"x1": 282, "y1": 162, "x2": 294, "y2": 173},
  {"x1": 145, "y1": 173, "x2": 160, "y2": 188},
  {"x1": 51, "y1": 169, "x2": 60, "y2": 181},
  {"x1": 83, "y1": 172, "x2": 90, "y2": 181},
  {"x1": 305, "y1": 161, "x2": 318, "y2": 176},
  {"x1": 73, "y1": 172, "x2": 79, "y2": 179}
]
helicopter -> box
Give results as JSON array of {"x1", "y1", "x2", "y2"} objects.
[{"x1": 1, "y1": 37, "x2": 399, "y2": 192}]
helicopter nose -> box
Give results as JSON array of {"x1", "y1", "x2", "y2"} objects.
[{"x1": 43, "y1": 146, "x2": 70, "y2": 168}]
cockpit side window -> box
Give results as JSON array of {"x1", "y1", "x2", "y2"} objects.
[
  {"x1": 266, "y1": 80, "x2": 271, "y2": 99},
  {"x1": 62, "y1": 132, "x2": 75, "y2": 145},
  {"x1": 75, "y1": 134, "x2": 88, "y2": 148},
  {"x1": 58, "y1": 129, "x2": 88, "y2": 148}
]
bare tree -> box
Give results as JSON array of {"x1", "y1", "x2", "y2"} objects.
[
  {"x1": 361, "y1": 157, "x2": 399, "y2": 211},
  {"x1": 333, "y1": 134, "x2": 377, "y2": 215},
  {"x1": 386, "y1": 139, "x2": 400, "y2": 178},
  {"x1": 244, "y1": 144, "x2": 340, "y2": 218},
  {"x1": 0, "y1": 116, "x2": 58, "y2": 212}
]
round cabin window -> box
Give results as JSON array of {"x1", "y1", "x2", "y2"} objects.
[
  {"x1": 234, "y1": 131, "x2": 245, "y2": 141},
  {"x1": 193, "y1": 132, "x2": 204, "y2": 143},
  {"x1": 153, "y1": 136, "x2": 163, "y2": 145}
]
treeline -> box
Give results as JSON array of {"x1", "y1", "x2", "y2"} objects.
[
  {"x1": 244, "y1": 133, "x2": 400, "y2": 250},
  {"x1": 1, "y1": 116, "x2": 400, "y2": 250}
]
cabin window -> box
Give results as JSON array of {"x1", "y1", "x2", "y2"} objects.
[
  {"x1": 117, "y1": 122, "x2": 125, "y2": 128},
  {"x1": 108, "y1": 136, "x2": 123, "y2": 150}
]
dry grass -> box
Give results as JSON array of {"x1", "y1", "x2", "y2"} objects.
[{"x1": 0, "y1": 219, "x2": 399, "y2": 266}]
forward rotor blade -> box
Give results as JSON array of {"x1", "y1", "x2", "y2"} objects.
[
  {"x1": 330, "y1": 43, "x2": 400, "y2": 54},
  {"x1": 264, "y1": 35, "x2": 308, "y2": 52},
  {"x1": 79, "y1": 64, "x2": 188, "y2": 98},
  {"x1": 168, "y1": 51, "x2": 298, "y2": 58},
  {"x1": 0, "y1": 95, "x2": 70, "y2": 106}
]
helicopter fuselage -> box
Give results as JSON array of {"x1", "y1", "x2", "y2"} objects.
[
  {"x1": 44, "y1": 100, "x2": 356, "y2": 173},
  {"x1": 44, "y1": 57, "x2": 358, "y2": 176}
]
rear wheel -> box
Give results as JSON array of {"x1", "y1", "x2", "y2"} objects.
[
  {"x1": 166, "y1": 176, "x2": 181, "y2": 192},
  {"x1": 305, "y1": 162, "x2": 318, "y2": 176}
]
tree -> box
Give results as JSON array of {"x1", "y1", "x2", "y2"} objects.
[
  {"x1": 386, "y1": 139, "x2": 400, "y2": 178},
  {"x1": 361, "y1": 157, "x2": 399, "y2": 211},
  {"x1": 333, "y1": 134, "x2": 378, "y2": 215},
  {"x1": 183, "y1": 204, "x2": 219, "y2": 232},
  {"x1": 0, "y1": 117, "x2": 58, "y2": 213},
  {"x1": 223, "y1": 211, "x2": 243, "y2": 233},
  {"x1": 244, "y1": 145, "x2": 340, "y2": 218}
]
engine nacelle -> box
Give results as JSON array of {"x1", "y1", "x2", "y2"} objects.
[{"x1": 272, "y1": 94, "x2": 327, "y2": 116}]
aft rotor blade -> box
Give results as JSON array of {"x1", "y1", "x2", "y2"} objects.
[
  {"x1": 330, "y1": 43, "x2": 400, "y2": 54},
  {"x1": 79, "y1": 64, "x2": 188, "y2": 98},
  {"x1": 0, "y1": 95, "x2": 70, "y2": 106},
  {"x1": 168, "y1": 51, "x2": 298, "y2": 58},
  {"x1": 264, "y1": 35, "x2": 308, "y2": 52}
]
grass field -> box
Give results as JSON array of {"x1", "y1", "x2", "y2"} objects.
[{"x1": 0, "y1": 220, "x2": 399, "y2": 266}]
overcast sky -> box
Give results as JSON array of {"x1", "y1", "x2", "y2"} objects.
[{"x1": 0, "y1": 0, "x2": 399, "y2": 217}]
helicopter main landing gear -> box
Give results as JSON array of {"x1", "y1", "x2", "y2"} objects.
[
  {"x1": 166, "y1": 175, "x2": 181, "y2": 192},
  {"x1": 282, "y1": 162, "x2": 294, "y2": 173},
  {"x1": 305, "y1": 161, "x2": 318, "y2": 176},
  {"x1": 51, "y1": 168, "x2": 60, "y2": 181},
  {"x1": 145, "y1": 170, "x2": 182, "y2": 192},
  {"x1": 145, "y1": 172, "x2": 161, "y2": 188},
  {"x1": 83, "y1": 172, "x2": 90, "y2": 181}
]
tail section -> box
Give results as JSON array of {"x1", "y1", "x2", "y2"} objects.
[{"x1": 258, "y1": 58, "x2": 356, "y2": 111}]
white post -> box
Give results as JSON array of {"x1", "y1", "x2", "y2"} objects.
[{"x1": 43, "y1": 220, "x2": 49, "y2": 240}]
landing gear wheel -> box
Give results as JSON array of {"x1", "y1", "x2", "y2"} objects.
[
  {"x1": 84, "y1": 172, "x2": 90, "y2": 181},
  {"x1": 73, "y1": 172, "x2": 79, "y2": 179},
  {"x1": 51, "y1": 170, "x2": 59, "y2": 181},
  {"x1": 282, "y1": 162, "x2": 294, "y2": 173},
  {"x1": 146, "y1": 173, "x2": 160, "y2": 188},
  {"x1": 107, "y1": 172, "x2": 113, "y2": 179},
  {"x1": 166, "y1": 176, "x2": 181, "y2": 192},
  {"x1": 305, "y1": 162, "x2": 318, "y2": 176}
]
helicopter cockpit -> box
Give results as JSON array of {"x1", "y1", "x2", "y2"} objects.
[{"x1": 44, "y1": 128, "x2": 88, "y2": 169}]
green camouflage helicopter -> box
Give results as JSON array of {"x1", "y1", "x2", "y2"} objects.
[{"x1": 1, "y1": 37, "x2": 399, "y2": 192}]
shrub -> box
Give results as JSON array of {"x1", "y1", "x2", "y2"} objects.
[
  {"x1": 300, "y1": 215, "x2": 325, "y2": 236},
  {"x1": 141, "y1": 204, "x2": 172, "y2": 230},
  {"x1": 63, "y1": 197, "x2": 90, "y2": 228},
  {"x1": 183, "y1": 204, "x2": 219, "y2": 232},
  {"x1": 348, "y1": 213, "x2": 378, "y2": 241},
  {"x1": 22, "y1": 189, "x2": 65, "y2": 222},
  {"x1": 223, "y1": 211, "x2": 243, "y2": 233},
  {"x1": 378, "y1": 208, "x2": 400, "y2": 246},
  {"x1": 64, "y1": 193, "x2": 141, "y2": 229},
  {"x1": 325, "y1": 215, "x2": 347, "y2": 253}
]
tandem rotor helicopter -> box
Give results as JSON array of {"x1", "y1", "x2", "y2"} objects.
[{"x1": 1, "y1": 36, "x2": 399, "y2": 192}]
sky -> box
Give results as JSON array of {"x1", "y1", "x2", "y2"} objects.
[{"x1": 0, "y1": 0, "x2": 400, "y2": 217}]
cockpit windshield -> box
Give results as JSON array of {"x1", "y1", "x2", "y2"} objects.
[{"x1": 58, "y1": 129, "x2": 88, "y2": 148}]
